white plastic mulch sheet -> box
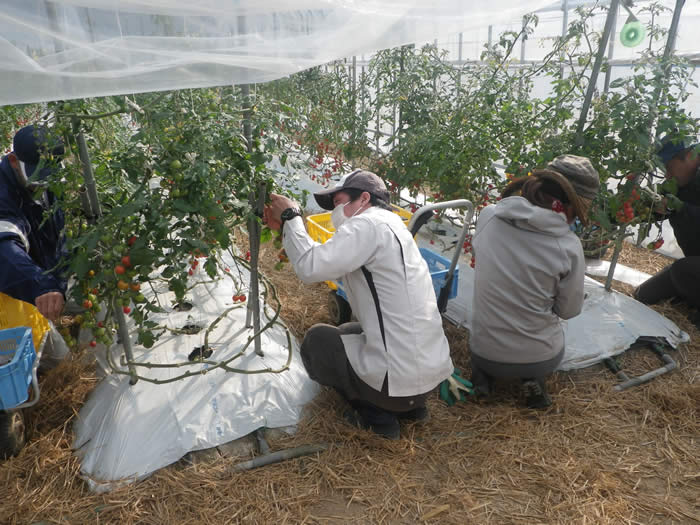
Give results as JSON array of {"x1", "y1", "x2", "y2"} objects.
[
  {"x1": 444, "y1": 267, "x2": 689, "y2": 371},
  {"x1": 72, "y1": 252, "x2": 319, "y2": 492},
  {"x1": 583, "y1": 258, "x2": 652, "y2": 288}
]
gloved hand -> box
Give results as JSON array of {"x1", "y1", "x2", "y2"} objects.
[
  {"x1": 664, "y1": 193, "x2": 684, "y2": 212},
  {"x1": 439, "y1": 369, "x2": 474, "y2": 406}
]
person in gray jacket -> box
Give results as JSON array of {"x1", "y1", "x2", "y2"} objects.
[
  {"x1": 263, "y1": 170, "x2": 453, "y2": 439},
  {"x1": 470, "y1": 155, "x2": 600, "y2": 408}
]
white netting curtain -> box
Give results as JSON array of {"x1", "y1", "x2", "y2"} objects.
[{"x1": 0, "y1": 0, "x2": 553, "y2": 105}]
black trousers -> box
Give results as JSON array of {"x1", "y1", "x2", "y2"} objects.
[
  {"x1": 469, "y1": 347, "x2": 565, "y2": 394},
  {"x1": 634, "y1": 256, "x2": 700, "y2": 309},
  {"x1": 470, "y1": 348, "x2": 565, "y2": 381},
  {"x1": 300, "y1": 322, "x2": 428, "y2": 413}
]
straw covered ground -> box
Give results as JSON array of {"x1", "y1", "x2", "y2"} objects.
[{"x1": 1, "y1": 236, "x2": 699, "y2": 524}]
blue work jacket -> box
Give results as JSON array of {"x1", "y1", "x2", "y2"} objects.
[{"x1": 0, "y1": 155, "x2": 67, "y2": 304}]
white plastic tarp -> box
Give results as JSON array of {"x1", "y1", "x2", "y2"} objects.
[
  {"x1": 445, "y1": 268, "x2": 689, "y2": 371},
  {"x1": 0, "y1": 0, "x2": 555, "y2": 105},
  {"x1": 73, "y1": 251, "x2": 319, "y2": 492}
]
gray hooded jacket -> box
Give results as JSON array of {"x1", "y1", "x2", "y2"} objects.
[{"x1": 471, "y1": 196, "x2": 585, "y2": 364}]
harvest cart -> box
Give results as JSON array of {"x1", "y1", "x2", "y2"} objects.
[
  {"x1": 0, "y1": 294, "x2": 49, "y2": 458},
  {"x1": 306, "y1": 200, "x2": 473, "y2": 325}
]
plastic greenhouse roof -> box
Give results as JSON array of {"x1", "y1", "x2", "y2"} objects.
[
  {"x1": 0, "y1": 1, "x2": 696, "y2": 106},
  {"x1": 0, "y1": 0, "x2": 584, "y2": 105}
]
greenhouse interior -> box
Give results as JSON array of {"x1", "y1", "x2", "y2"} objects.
[{"x1": 0, "y1": 1, "x2": 698, "y2": 523}]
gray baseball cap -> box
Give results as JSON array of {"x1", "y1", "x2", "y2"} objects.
[{"x1": 313, "y1": 169, "x2": 390, "y2": 210}]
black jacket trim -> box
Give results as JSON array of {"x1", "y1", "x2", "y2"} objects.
[{"x1": 361, "y1": 266, "x2": 387, "y2": 351}]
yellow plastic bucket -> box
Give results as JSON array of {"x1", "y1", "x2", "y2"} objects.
[{"x1": 0, "y1": 292, "x2": 50, "y2": 353}]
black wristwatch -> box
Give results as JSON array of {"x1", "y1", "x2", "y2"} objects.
[{"x1": 280, "y1": 207, "x2": 302, "y2": 229}]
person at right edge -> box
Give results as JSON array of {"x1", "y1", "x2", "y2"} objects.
[
  {"x1": 634, "y1": 137, "x2": 700, "y2": 327},
  {"x1": 469, "y1": 155, "x2": 600, "y2": 409}
]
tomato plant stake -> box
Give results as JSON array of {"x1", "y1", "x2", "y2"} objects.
[
  {"x1": 241, "y1": 83, "x2": 264, "y2": 357},
  {"x1": 76, "y1": 129, "x2": 102, "y2": 221},
  {"x1": 113, "y1": 296, "x2": 138, "y2": 385}
]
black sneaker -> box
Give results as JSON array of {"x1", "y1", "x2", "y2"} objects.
[
  {"x1": 469, "y1": 370, "x2": 494, "y2": 399},
  {"x1": 521, "y1": 379, "x2": 552, "y2": 409},
  {"x1": 396, "y1": 406, "x2": 430, "y2": 423},
  {"x1": 343, "y1": 408, "x2": 401, "y2": 440}
]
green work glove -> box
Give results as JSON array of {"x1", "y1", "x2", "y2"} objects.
[
  {"x1": 439, "y1": 369, "x2": 474, "y2": 406},
  {"x1": 664, "y1": 193, "x2": 685, "y2": 213}
]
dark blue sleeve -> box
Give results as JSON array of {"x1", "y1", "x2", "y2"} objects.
[
  {"x1": 0, "y1": 236, "x2": 65, "y2": 304},
  {"x1": 678, "y1": 201, "x2": 700, "y2": 223}
]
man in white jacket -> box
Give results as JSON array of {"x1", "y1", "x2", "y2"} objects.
[
  {"x1": 264, "y1": 170, "x2": 453, "y2": 439},
  {"x1": 470, "y1": 155, "x2": 599, "y2": 408}
]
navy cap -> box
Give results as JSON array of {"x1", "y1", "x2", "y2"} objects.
[
  {"x1": 13, "y1": 125, "x2": 64, "y2": 179},
  {"x1": 657, "y1": 136, "x2": 697, "y2": 165}
]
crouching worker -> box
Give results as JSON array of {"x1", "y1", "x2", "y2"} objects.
[
  {"x1": 0, "y1": 125, "x2": 71, "y2": 372},
  {"x1": 263, "y1": 170, "x2": 454, "y2": 439},
  {"x1": 634, "y1": 137, "x2": 700, "y2": 326},
  {"x1": 470, "y1": 155, "x2": 600, "y2": 409},
  {"x1": 0, "y1": 125, "x2": 67, "y2": 323}
]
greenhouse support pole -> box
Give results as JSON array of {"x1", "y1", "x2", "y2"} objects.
[
  {"x1": 78, "y1": 187, "x2": 92, "y2": 220},
  {"x1": 375, "y1": 78, "x2": 381, "y2": 151},
  {"x1": 352, "y1": 56, "x2": 357, "y2": 94},
  {"x1": 645, "y1": 0, "x2": 685, "y2": 136},
  {"x1": 114, "y1": 297, "x2": 138, "y2": 385},
  {"x1": 242, "y1": 83, "x2": 264, "y2": 357},
  {"x1": 487, "y1": 26, "x2": 493, "y2": 51},
  {"x1": 561, "y1": 0, "x2": 568, "y2": 36},
  {"x1": 575, "y1": 0, "x2": 620, "y2": 146},
  {"x1": 77, "y1": 130, "x2": 102, "y2": 221},
  {"x1": 519, "y1": 16, "x2": 528, "y2": 93},
  {"x1": 560, "y1": 0, "x2": 568, "y2": 79},
  {"x1": 397, "y1": 47, "x2": 406, "y2": 143},
  {"x1": 432, "y1": 41, "x2": 438, "y2": 93},
  {"x1": 361, "y1": 65, "x2": 366, "y2": 115},
  {"x1": 458, "y1": 32, "x2": 463, "y2": 62},
  {"x1": 45, "y1": 1, "x2": 64, "y2": 54},
  {"x1": 351, "y1": 56, "x2": 357, "y2": 147},
  {"x1": 603, "y1": 1, "x2": 618, "y2": 93},
  {"x1": 661, "y1": 0, "x2": 685, "y2": 74},
  {"x1": 520, "y1": 16, "x2": 527, "y2": 63}
]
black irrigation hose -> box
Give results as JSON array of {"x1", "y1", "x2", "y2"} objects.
[{"x1": 105, "y1": 252, "x2": 293, "y2": 384}]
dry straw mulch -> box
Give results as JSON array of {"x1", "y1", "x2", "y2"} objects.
[{"x1": 1, "y1": 235, "x2": 698, "y2": 524}]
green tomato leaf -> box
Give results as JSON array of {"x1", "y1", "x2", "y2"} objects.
[{"x1": 260, "y1": 227, "x2": 273, "y2": 244}]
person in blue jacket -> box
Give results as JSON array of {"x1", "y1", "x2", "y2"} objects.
[{"x1": 0, "y1": 125, "x2": 67, "y2": 323}]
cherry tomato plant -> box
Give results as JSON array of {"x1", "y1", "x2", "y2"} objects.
[
  {"x1": 262, "y1": 4, "x2": 698, "y2": 261},
  {"x1": 40, "y1": 88, "x2": 282, "y2": 349}
]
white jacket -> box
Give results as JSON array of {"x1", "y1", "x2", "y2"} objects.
[
  {"x1": 471, "y1": 197, "x2": 585, "y2": 364},
  {"x1": 283, "y1": 206, "x2": 453, "y2": 397}
]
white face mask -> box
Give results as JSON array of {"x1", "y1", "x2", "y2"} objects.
[
  {"x1": 331, "y1": 201, "x2": 349, "y2": 230},
  {"x1": 17, "y1": 160, "x2": 29, "y2": 185},
  {"x1": 331, "y1": 199, "x2": 368, "y2": 229}
]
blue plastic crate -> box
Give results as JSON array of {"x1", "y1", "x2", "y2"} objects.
[
  {"x1": 419, "y1": 247, "x2": 459, "y2": 300},
  {"x1": 335, "y1": 248, "x2": 459, "y2": 302},
  {"x1": 0, "y1": 326, "x2": 35, "y2": 410}
]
